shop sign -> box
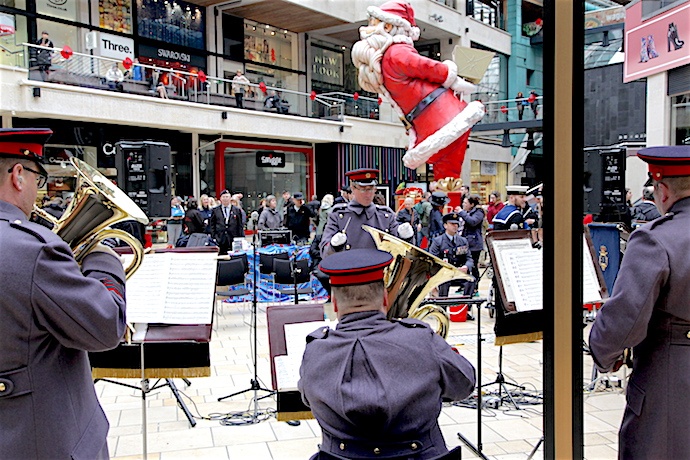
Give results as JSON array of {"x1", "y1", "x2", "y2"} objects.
[
  {"x1": 623, "y1": 1, "x2": 690, "y2": 82},
  {"x1": 0, "y1": 13, "x2": 15, "y2": 36},
  {"x1": 256, "y1": 151, "x2": 285, "y2": 168},
  {"x1": 36, "y1": 0, "x2": 77, "y2": 22},
  {"x1": 480, "y1": 161, "x2": 497, "y2": 176},
  {"x1": 584, "y1": 7, "x2": 625, "y2": 29},
  {"x1": 138, "y1": 43, "x2": 206, "y2": 68},
  {"x1": 311, "y1": 46, "x2": 343, "y2": 86},
  {"x1": 99, "y1": 32, "x2": 134, "y2": 60}
]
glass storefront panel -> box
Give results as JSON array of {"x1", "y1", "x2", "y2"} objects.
[
  {"x1": 244, "y1": 63, "x2": 301, "y2": 112},
  {"x1": 672, "y1": 93, "x2": 690, "y2": 145},
  {"x1": 36, "y1": 18, "x2": 78, "y2": 51},
  {"x1": 99, "y1": 0, "x2": 133, "y2": 34},
  {"x1": 0, "y1": 12, "x2": 27, "y2": 67},
  {"x1": 136, "y1": 0, "x2": 205, "y2": 50},
  {"x1": 224, "y1": 148, "x2": 307, "y2": 213},
  {"x1": 470, "y1": 159, "x2": 508, "y2": 203},
  {"x1": 243, "y1": 20, "x2": 296, "y2": 70}
]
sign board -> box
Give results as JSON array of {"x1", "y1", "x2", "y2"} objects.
[
  {"x1": 480, "y1": 161, "x2": 497, "y2": 176},
  {"x1": 99, "y1": 32, "x2": 134, "y2": 60},
  {"x1": 256, "y1": 151, "x2": 286, "y2": 168},
  {"x1": 36, "y1": 0, "x2": 77, "y2": 21},
  {"x1": 623, "y1": 1, "x2": 690, "y2": 82},
  {"x1": 311, "y1": 46, "x2": 343, "y2": 86}
]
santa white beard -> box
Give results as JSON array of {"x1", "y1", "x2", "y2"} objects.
[{"x1": 351, "y1": 23, "x2": 393, "y2": 94}]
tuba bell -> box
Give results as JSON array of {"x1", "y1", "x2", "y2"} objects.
[
  {"x1": 34, "y1": 158, "x2": 148, "y2": 279},
  {"x1": 362, "y1": 225, "x2": 473, "y2": 338}
]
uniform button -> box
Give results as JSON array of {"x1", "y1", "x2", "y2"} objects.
[
  {"x1": 373, "y1": 447, "x2": 381, "y2": 455},
  {"x1": 339, "y1": 213, "x2": 344, "y2": 219},
  {"x1": 0, "y1": 382, "x2": 5, "y2": 392},
  {"x1": 13, "y1": 220, "x2": 21, "y2": 224},
  {"x1": 686, "y1": 331, "x2": 690, "y2": 339},
  {"x1": 384, "y1": 213, "x2": 389, "y2": 217},
  {"x1": 345, "y1": 244, "x2": 350, "y2": 250},
  {"x1": 339, "y1": 443, "x2": 345, "y2": 451},
  {"x1": 411, "y1": 443, "x2": 418, "y2": 450}
]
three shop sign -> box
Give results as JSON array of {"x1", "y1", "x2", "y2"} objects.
[{"x1": 256, "y1": 151, "x2": 285, "y2": 168}]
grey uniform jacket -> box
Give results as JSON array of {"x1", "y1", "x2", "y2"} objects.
[
  {"x1": 320, "y1": 201, "x2": 400, "y2": 258},
  {"x1": 0, "y1": 200, "x2": 127, "y2": 460},
  {"x1": 298, "y1": 311, "x2": 475, "y2": 459},
  {"x1": 589, "y1": 197, "x2": 690, "y2": 459}
]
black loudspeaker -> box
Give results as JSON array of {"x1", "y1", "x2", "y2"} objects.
[
  {"x1": 115, "y1": 141, "x2": 172, "y2": 218},
  {"x1": 583, "y1": 148, "x2": 626, "y2": 218}
]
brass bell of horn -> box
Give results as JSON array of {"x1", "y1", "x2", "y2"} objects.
[{"x1": 34, "y1": 158, "x2": 148, "y2": 279}]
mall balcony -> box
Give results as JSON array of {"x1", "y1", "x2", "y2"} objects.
[{"x1": 0, "y1": 44, "x2": 408, "y2": 152}]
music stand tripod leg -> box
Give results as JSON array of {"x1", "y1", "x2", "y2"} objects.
[
  {"x1": 217, "y1": 226, "x2": 276, "y2": 415},
  {"x1": 166, "y1": 379, "x2": 197, "y2": 427}
]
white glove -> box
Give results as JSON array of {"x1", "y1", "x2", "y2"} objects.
[
  {"x1": 331, "y1": 232, "x2": 347, "y2": 248},
  {"x1": 398, "y1": 222, "x2": 414, "y2": 239},
  {"x1": 450, "y1": 76, "x2": 477, "y2": 96}
]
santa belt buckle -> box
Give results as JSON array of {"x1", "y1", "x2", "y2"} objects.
[{"x1": 400, "y1": 116, "x2": 413, "y2": 132}]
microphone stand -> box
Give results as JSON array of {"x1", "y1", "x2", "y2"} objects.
[{"x1": 217, "y1": 214, "x2": 275, "y2": 418}]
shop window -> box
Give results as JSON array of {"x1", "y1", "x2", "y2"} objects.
[
  {"x1": 99, "y1": 0, "x2": 133, "y2": 34},
  {"x1": 244, "y1": 63, "x2": 301, "y2": 112},
  {"x1": 641, "y1": 0, "x2": 685, "y2": 18},
  {"x1": 36, "y1": 19, "x2": 78, "y2": 53},
  {"x1": 0, "y1": 12, "x2": 27, "y2": 67},
  {"x1": 470, "y1": 159, "x2": 508, "y2": 203},
  {"x1": 36, "y1": 0, "x2": 80, "y2": 22},
  {"x1": 672, "y1": 93, "x2": 690, "y2": 145},
  {"x1": 243, "y1": 20, "x2": 296, "y2": 70},
  {"x1": 136, "y1": 0, "x2": 205, "y2": 50}
]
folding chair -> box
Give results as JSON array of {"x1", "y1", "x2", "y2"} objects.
[
  {"x1": 273, "y1": 258, "x2": 313, "y2": 304},
  {"x1": 259, "y1": 252, "x2": 289, "y2": 301},
  {"x1": 215, "y1": 258, "x2": 250, "y2": 320}
]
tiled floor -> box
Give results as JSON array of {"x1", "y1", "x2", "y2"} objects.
[{"x1": 99, "y1": 277, "x2": 627, "y2": 459}]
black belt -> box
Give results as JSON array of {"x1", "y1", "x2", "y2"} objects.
[
  {"x1": 402, "y1": 87, "x2": 447, "y2": 130},
  {"x1": 320, "y1": 430, "x2": 435, "y2": 459}
]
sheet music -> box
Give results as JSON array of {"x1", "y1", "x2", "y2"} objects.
[
  {"x1": 503, "y1": 249, "x2": 543, "y2": 311},
  {"x1": 490, "y1": 238, "x2": 535, "y2": 304},
  {"x1": 125, "y1": 252, "x2": 218, "y2": 324},
  {"x1": 276, "y1": 320, "x2": 336, "y2": 391},
  {"x1": 583, "y1": 235, "x2": 604, "y2": 304}
]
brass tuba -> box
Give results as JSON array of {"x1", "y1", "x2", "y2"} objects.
[
  {"x1": 34, "y1": 158, "x2": 148, "y2": 279},
  {"x1": 362, "y1": 225, "x2": 473, "y2": 338}
]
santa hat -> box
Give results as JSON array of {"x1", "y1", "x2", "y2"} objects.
[{"x1": 367, "y1": 0, "x2": 421, "y2": 41}]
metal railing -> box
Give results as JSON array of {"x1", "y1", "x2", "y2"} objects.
[
  {"x1": 22, "y1": 43, "x2": 346, "y2": 121},
  {"x1": 19, "y1": 44, "x2": 543, "y2": 127},
  {"x1": 476, "y1": 96, "x2": 544, "y2": 124}
]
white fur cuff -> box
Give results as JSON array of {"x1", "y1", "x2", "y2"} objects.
[
  {"x1": 442, "y1": 60, "x2": 458, "y2": 89},
  {"x1": 402, "y1": 100, "x2": 485, "y2": 169}
]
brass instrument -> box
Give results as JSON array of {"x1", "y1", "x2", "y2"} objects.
[
  {"x1": 363, "y1": 225, "x2": 473, "y2": 338},
  {"x1": 34, "y1": 158, "x2": 148, "y2": 279}
]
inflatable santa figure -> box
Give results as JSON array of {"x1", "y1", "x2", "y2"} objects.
[{"x1": 352, "y1": 0, "x2": 484, "y2": 180}]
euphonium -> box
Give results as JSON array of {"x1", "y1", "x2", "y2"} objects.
[
  {"x1": 34, "y1": 158, "x2": 148, "y2": 279},
  {"x1": 362, "y1": 225, "x2": 473, "y2": 338}
]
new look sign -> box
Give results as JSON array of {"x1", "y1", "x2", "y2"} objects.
[{"x1": 256, "y1": 151, "x2": 285, "y2": 168}]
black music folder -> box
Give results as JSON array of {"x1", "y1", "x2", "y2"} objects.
[{"x1": 266, "y1": 303, "x2": 326, "y2": 421}]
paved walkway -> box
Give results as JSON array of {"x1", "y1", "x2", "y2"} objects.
[{"x1": 100, "y1": 278, "x2": 626, "y2": 459}]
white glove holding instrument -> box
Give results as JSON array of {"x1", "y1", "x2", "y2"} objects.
[
  {"x1": 398, "y1": 222, "x2": 414, "y2": 239},
  {"x1": 331, "y1": 231, "x2": 347, "y2": 248}
]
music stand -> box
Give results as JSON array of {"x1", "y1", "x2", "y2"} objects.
[{"x1": 217, "y1": 215, "x2": 275, "y2": 416}]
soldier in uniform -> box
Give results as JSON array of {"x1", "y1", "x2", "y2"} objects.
[
  {"x1": 492, "y1": 185, "x2": 538, "y2": 230},
  {"x1": 320, "y1": 168, "x2": 414, "y2": 257},
  {"x1": 589, "y1": 145, "x2": 690, "y2": 459},
  {"x1": 428, "y1": 212, "x2": 475, "y2": 298},
  {"x1": 0, "y1": 128, "x2": 127, "y2": 459},
  {"x1": 299, "y1": 248, "x2": 475, "y2": 460}
]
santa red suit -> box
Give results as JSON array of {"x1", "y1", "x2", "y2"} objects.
[{"x1": 352, "y1": 1, "x2": 484, "y2": 180}]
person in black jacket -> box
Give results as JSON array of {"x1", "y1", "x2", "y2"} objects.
[
  {"x1": 284, "y1": 192, "x2": 314, "y2": 244},
  {"x1": 429, "y1": 191, "x2": 449, "y2": 238},
  {"x1": 210, "y1": 189, "x2": 244, "y2": 254},
  {"x1": 458, "y1": 194, "x2": 485, "y2": 286},
  {"x1": 632, "y1": 186, "x2": 662, "y2": 222},
  {"x1": 184, "y1": 197, "x2": 205, "y2": 235}
]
